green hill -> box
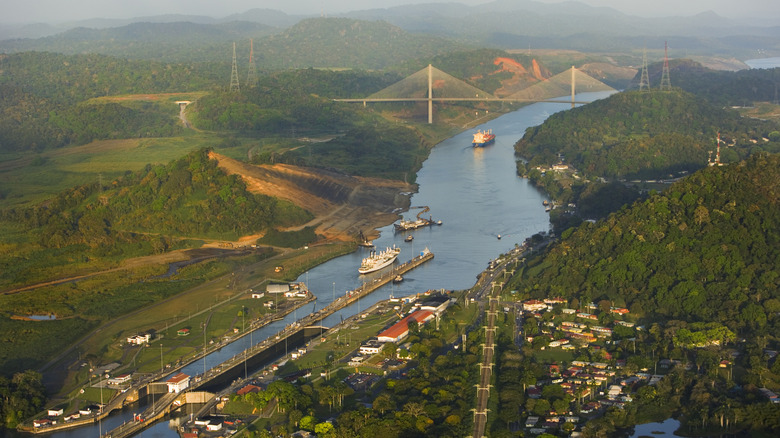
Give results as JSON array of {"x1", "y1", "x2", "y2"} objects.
[
  {"x1": 634, "y1": 59, "x2": 780, "y2": 107},
  {"x1": 515, "y1": 89, "x2": 780, "y2": 179},
  {"x1": 0, "y1": 148, "x2": 312, "y2": 290},
  {"x1": 0, "y1": 17, "x2": 467, "y2": 69},
  {"x1": 252, "y1": 17, "x2": 465, "y2": 70},
  {"x1": 511, "y1": 152, "x2": 780, "y2": 328}
]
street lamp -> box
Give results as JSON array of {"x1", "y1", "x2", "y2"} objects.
[{"x1": 160, "y1": 344, "x2": 163, "y2": 374}]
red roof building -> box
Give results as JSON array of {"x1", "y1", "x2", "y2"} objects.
[
  {"x1": 237, "y1": 384, "x2": 262, "y2": 396},
  {"x1": 166, "y1": 373, "x2": 190, "y2": 393},
  {"x1": 377, "y1": 310, "x2": 434, "y2": 343}
]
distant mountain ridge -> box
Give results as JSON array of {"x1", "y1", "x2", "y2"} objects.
[{"x1": 2, "y1": 0, "x2": 779, "y2": 59}]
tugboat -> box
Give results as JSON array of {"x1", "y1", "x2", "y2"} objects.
[
  {"x1": 472, "y1": 129, "x2": 495, "y2": 147},
  {"x1": 405, "y1": 235, "x2": 414, "y2": 242},
  {"x1": 393, "y1": 274, "x2": 404, "y2": 283},
  {"x1": 357, "y1": 230, "x2": 374, "y2": 248}
]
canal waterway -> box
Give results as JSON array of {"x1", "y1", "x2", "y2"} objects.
[
  {"x1": 35, "y1": 91, "x2": 614, "y2": 438},
  {"x1": 745, "y1": 57, "x2": 780, "y2": 69}
]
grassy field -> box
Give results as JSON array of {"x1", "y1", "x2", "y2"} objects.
[{"x1": 36, "y1": 241, "x2": 355, "y2": 399}]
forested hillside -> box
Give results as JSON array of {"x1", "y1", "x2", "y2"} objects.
[
  {"x1": 0, "y1": 17, "x2": 467, "y2": 69},
  {"x1": 511, "y1": 152, "x2": 780, "y2": 331},
  {"x1": 0, "y1": 52, "x2": 221, "y2": 152},
  {"x1": 0, "y1": 21, "x2": 278, "y2": 62},
  {"x1": 0, "y1": 149, "x2": 311, "y2": 290},
  {"x1": 190, "y1": 68, "x2": 400, "y2": 134},
  {"x1": 281, "y1": 125, "x2": 430, "y2": 180},
  {"x1": 393, "y1": 48, "x2": 549, "y2": 96},
  {"x1": 515, "y1": 90, "x2": 780, "y2": 179},
  {"x1": 637, "y1": 59, "x2": 780, "y2": 107}
]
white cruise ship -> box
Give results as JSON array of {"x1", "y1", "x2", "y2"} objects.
[{"x1": 358, "y1": 246, "x2": 401, "y2": 274}]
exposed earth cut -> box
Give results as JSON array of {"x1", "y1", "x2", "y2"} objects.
[{"x1": 210, "y1": 152, "x2": 415, "y2": 242}]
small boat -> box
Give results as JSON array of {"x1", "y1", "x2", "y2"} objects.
[
  {"x1": 497, "y1": 234, "x2": 501, "y2": 240},
  {"x1": 393, "y1": 275, "x2": 404, "y2": 283},
  {"x1": 405, "y1": 235, "x2": 414, "y2": 242}
]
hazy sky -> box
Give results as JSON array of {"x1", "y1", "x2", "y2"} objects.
[{"x1": 2, "y1": 0, "x2": 778, "y2": 24}]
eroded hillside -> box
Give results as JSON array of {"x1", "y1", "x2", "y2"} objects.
[{"x1": 210, "y1": 152, "x2": 415, "y2": 241}]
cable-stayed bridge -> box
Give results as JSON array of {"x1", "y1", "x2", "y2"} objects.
[{"x1": 334, "y1": 64, "x2": 615, "y2": 123}]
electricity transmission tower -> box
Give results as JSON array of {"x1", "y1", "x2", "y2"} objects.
[
  {"x1": 639, "y1": 48, "x2": 650, "y2": 91},
  {"x1": 230, "y1": 42, "x2": 240, "y2": 93},
  {"x1": 246, "y1": 39, "x2": 257, "y2": 88},
  {"x1": 659, "y1": 41, "x2": 672, "y2": 91}
]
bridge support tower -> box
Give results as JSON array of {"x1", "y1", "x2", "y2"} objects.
[{"x1": 428, "y1": 64, "x2": 433, "y2": 124}]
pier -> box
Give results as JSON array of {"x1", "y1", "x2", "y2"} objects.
[{"x1": 341, "y1": 248, "x2": 434, "y2": 310}]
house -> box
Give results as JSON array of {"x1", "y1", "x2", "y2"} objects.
[
  {"x1": 237, "y1": 384, "x2": 262, "y2": 396},
  {"x1": 47, "y1": 408, "x2": 63, "y2": 417},
  {"x1": 759, "y1": 388, "x2": 780, "y2": 403},
  {"x1": 107, "y1": 374, "x2": 132, "y2": 385},
  {"x1": 525, "y1": 416, "x2": 540, "y2": 428},
  {"x1": 177, "y1": 328, "x2": 190, "y2": 336},
  {"x1": 167, "y1": 373, "x2": 190, "y2": 393},
  {"x1": 250, "y1": 292, "x2": 265, "y2": 299},
  {"x1": 377, "y1": 310, "x2": 434, "y2": 343},
  {"x1": 79, "y1": 405, "x2": 100, "y2": 415},
  {"x1": 576, "y1": 312, "x2": 598, "y2": 321},
  {"x1": 206, "y1": 420, "x2": 223, "y2": 432},
  {"x1": 359, "y1": 339, "x2": 384, "y2": 355},
  {"x1": 523, "y1": 300, "x2": 547, "y2": 312},
  {"x1": 126, "y1": 333, "x2": 151, "y2": 345},
  {"x1": 544, "y1": 297, "x2": 567, "y2": 305},
  {"x1": 33, "y1": 419, "x2": 53, "y2": 428}
]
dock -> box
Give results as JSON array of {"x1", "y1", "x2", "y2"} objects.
[
  {"x1": 394, "y1": 206, "x2": 441, "y2": 232},
  {"x1": 343, "y1": 248, "x2": 434, "y2": 309}
]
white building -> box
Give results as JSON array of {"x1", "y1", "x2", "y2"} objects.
[
  {"x1": 126, "y1": 333, "x2": 151, "y2": 345},
  {"x1": 359, "y1": 339, "x2": 384, "y2": 355},
  {"x1": 166, "y1": 373, "x2": 190, "y2": 393}
]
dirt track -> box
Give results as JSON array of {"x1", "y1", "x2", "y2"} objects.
[{"x1": 210, "y1": 152, "x2": 415, "y2": 242}]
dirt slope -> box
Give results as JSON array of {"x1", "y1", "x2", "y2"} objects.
[{"x1": 210, "y1": 152, "x2": 415, "y2": 242}]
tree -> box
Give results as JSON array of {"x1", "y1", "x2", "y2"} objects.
[
  {"x1": 299, "y1": 415, "x2": 316, "y2": 431},
  {"x1": 373, "y1": 393, "x2": 395, "y2": 415},
  {"x1": 314, "y1": 421, "x2": 334, "y2": 436},
  {"x1": 382, "y1": 342, "x2": 398, "y2": 359}
]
